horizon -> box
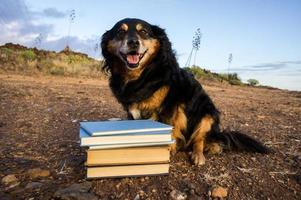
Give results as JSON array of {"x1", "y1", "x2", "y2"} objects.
[{"x1": 0, "y1": 0, "x2": 300, "y2": 91}]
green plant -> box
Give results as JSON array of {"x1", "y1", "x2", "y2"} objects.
[
  {"x1": 49, "y1": 66, "x2": 65, "y2": 75},
  {"x1": 1, "y1": 47, "x2": 14, "y2": 55},
  {"x1": 21, "y1": 50, "x2": 36, "y2": 61},
  {"x1": 218, "y1": 73, "x2": 243, "y2": 85},
  {"x1": 183, "y1": 66, "x2": 207, "y2": 78},
  {"x1": 247, "y1": 79, "x2": 259, "y2": 86}
]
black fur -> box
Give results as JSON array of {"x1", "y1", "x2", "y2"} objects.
[{"x1": 101, "y1": 18, "x2": 270, "y2": 154}]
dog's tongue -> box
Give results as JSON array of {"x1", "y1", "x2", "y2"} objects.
[{"x1": 127, "y1": 54, "x2": 140, "y2": 64}]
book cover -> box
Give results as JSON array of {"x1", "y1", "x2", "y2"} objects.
[
  {"x1": 80, "y1": 120, "x2": 173, "y2": 136},
  {"x1": 86, "y1": 146, "x2": 170, "y2": 166},
  {"x1": 80, "y1": 128, "x2": 172, "y2": 146},
  {"x1": 88, "y1": 140, "x2": 174, "y2": 150},
  {"x1": 87, "y1": 163, "x2": 169, "y2": 178}
]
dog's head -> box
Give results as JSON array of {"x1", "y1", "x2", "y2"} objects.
[{"x1": 101, "y1": 18, "x2": 173, "y2": 75}]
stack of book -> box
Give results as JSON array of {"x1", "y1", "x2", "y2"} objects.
[{"x1": 79, "y1": 120, "x2": 173, "y2": 178}]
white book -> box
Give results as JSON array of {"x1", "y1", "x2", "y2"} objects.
[
  {"x1": 80, "y1": 128, "x2": 172, "y2": 146},
  {"x1": 80, "y1": 120, "x2": 172, "y2": 136},
  {"x1": 89, "y1": 140, "x2": 174, "y2": 150}
]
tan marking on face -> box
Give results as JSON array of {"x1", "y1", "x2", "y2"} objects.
[
  {"x1": 121, "y1": 23, "x2": 128, "y2": 31},
  {"x1": 105, "y1": 24, "x2": 160, "y2": 82},
  {"x1": 107, "y1": 40, "x2": 122, "y2": 54},
  {"x1": 139, "y1": 38, "x2": 160, "y2": 68},
  {"x1": 123, "y1": 38, "x2": 160, "y2": 82},
  {"x1": 136, "y1": 23, "x2": 143, "y2": 31}
]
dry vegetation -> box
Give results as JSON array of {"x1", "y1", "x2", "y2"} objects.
[
  {"x1": 0, "y1": 44, "x2": 300, "y2": 200},
  {"x1": 0, "y1": 43, "x2": 105, "y2": 78}
]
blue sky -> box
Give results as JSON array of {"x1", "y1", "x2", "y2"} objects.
[{"x1": 0, "y1": 0, "x2": 300, "y2": 90}]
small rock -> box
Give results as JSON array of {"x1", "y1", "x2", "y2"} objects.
[
  {"x1": 2, "y1": 175, "x2": 18, "y2": 185},
  {"x1": 138, "y1": 190, "x2": 145, "y2": 196},
  {"x1": 134, "y1": 194, "x2": 140, "y2": 200},
  {"x1": 170, "y1": 189, "x2": 187, "y2": 200},
  {"x1": 25, "y1": 182, "x2": 43, "y2": 190},
  {"x1": 27, "y1": 168, "x2": 50, "y2": 179},
  {"x1": 116, "y1": 182, "x2": 121, "y2": 189},
  {"x1": 54, "y1": 182, "x2": 98, "y2": 200},
  {"x1": 211, "y1": 186, "x2": 228, "y2": 198}
]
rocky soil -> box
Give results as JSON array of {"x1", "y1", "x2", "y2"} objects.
[{"x1": 0, "y1": 74, "x2": 300, "y2": 200}]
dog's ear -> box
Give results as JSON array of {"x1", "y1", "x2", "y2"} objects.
[
  {"x1": 151, "y1": 25, "x2": 172, "y2": 53},
  {"x1": 101, "y1": 30, "x2": 111, "y2": 60},
  {"x1": 101, "y1": 30, "x2": 112, "y2": 72},
  {"x1": 151, "y1": 25, "x2": 177, "y2": 68}
]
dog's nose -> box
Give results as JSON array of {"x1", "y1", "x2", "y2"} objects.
[{"x1": 127, "y1": 38, "x2": 139, "y2": 48}]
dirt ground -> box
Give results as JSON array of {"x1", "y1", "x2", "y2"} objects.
[{"x1": 0, "y1": 73, "x2": 300, "y2": 200}]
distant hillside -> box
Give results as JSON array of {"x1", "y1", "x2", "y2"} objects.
[
  {"x1": 0, "y1": 43, "x2": 258, "y2": 87},
  {"x1": 183, "y1": 66, "x2": 245, "y2": 85},
  {"x1": 0, "y1": 43, "x2": 105, "y2": 78}
]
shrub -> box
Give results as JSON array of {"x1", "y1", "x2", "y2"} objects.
[
  {"x1": 1, "y1": 47, "x2": 14, "y2": 55},
  {"x1": 49, "y1": 66, "x2": 65, "y2": 75},
  {"x1": 21, "y1": 50, "x2": 36, "y2": 61},
  {"x1": 184, "y1": 65, "x2": 243, "y2": 85},
  {"x1": 183, "y1": 66, "x2": 208, "y2": 79},
  {"x1": 247, "y1": 79, "x2": 259, "y2": 86}
]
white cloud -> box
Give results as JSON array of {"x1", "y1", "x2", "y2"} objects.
[{"x1": 0, "y1": 0, "x2": 100, "y2": 58}]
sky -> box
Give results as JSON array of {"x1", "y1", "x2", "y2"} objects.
[{"x1": 0, "y1": 0, "x2": 300, "y2": 90}]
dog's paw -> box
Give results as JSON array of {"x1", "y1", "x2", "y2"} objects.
[
  {"x1": 170, "y1": 143, "x2": 177, "y2": 155},
  {"x1": 191, "y1": 151, "x2": 206, "y2": 165}
]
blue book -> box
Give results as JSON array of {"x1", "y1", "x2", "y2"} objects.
[
  {"x1": 80, "y1": 128, "x2": 172, "y2": 146},
  {"x1": 80, "y1": 120, "x2": 173, "y2": 136}
]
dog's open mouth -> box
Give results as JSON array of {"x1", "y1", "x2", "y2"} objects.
[{"x1": 120, "y1": 50, "x2": 146, "y2": 69}]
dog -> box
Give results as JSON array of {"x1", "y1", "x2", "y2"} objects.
[{"x1": 101, "y1": 18, "x2": 269, "y2": 165}]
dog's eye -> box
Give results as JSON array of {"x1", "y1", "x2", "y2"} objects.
[
  {"x1": 140, "y1": 29, "x2": 148, "y2": 36},
  {"x1": 117, "y1": 29, "x2": 126, "y2": 37}
]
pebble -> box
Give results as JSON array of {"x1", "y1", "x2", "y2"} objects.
[
  {"x1": 170, "y1": 189, "x2": 187, "y2": 200},
  {"x1": 134, "y1": 194, "x2": 140, "y2": 200},
  {"x1": 211, "y1": 186, "x2": 228, "y2": 198},
  {"x1": 54, "y1": 182, "x2": 98, "y2": 200},
  {"x1": 2, "y1": 174, "x2": 20, "y2": 190},
  {"x1": 27, "y1": 168, "x2": 50, "y2": 179},
  {"x1": 25, "y1": 182, "x2": 43, "y2": 190},
  {"x1": 2, "y1": 174, "x2": 18, "y2": 185}
]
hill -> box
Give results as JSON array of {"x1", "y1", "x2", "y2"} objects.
[
  {"x1": 0, "y1": 43, "x2": 248, "y2": 85},
  {"x1": 0, "y1": 43, "x2": 104, "y2": 78}
]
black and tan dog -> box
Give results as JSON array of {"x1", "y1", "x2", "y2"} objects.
[{"x1": 101, "y1": 18, "x2": 269, "y2": 165}]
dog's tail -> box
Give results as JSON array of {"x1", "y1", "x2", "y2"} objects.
[{"x1": 208, "y1": 130, "x2": 271, "y2": 153}]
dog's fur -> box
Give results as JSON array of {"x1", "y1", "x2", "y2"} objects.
[{"x1": 101, "y1": 18, "x2": 269, "y2": 165}]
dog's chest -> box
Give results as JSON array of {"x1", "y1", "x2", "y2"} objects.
[{"x1": 126, "y1": 86, "x2": 170, "y2": 120}]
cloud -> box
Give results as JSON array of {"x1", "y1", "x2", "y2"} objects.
[
  {"x1": 0, "y1": 0, "x2": 66, "y2": 44},
  {"x1": 40, "y1": 35, "x2": 102, "y2": 58},
  {"x1": 0, "y1": 0, "x2": 57, "y2": 44},
  {"x1": 0, "y1": 0, "x2": 30, "y2": 23},
  {"x1": 0, "y1": 0, "x2": 100, "y2": 58},
  {"x1": 41, "y1": 8, "x2": 66, "y2": 18},
  {"x1": 232, "y1": 60, "x2": 301, "y2": 72}
]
